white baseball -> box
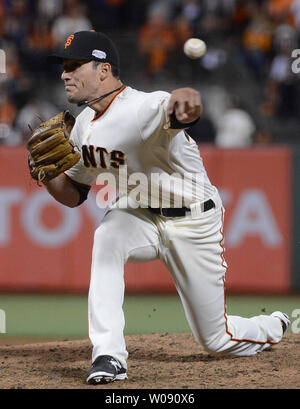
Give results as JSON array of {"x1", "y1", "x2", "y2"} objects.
[{"x1": 183, "y1": 38, "x2": 207, "y2": 59}]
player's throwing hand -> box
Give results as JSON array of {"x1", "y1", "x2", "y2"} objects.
[{"x1": 167, "y1": 87, "x2": 202, "y2": 123}]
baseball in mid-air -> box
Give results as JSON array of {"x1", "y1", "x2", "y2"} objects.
[{"x1": 183, "y1": 38, "x2": 207, "y2": 59}]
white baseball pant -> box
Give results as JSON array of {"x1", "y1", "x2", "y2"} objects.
[{"x1": 88, "y1": 193, "x2": 283, "y2": 368}]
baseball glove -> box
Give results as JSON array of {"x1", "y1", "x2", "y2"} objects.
[{"x1": 27, "y1": 111, "x2": 81, "y2": 183}]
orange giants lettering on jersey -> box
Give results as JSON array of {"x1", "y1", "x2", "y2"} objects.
[{"x1": 82, "y1": 145, "x2": 125, "y2": 169}]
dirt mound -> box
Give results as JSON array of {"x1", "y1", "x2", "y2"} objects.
[{"x1": 0, "y1": 333, "x2": 299, "y2": 389}]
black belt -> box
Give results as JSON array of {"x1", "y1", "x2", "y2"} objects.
[{"x1": 148, "y1": 199, "x2": 215, "y2": 217}]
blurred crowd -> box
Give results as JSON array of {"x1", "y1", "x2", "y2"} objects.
[{"x1": 0, "y1": 0, "x2": 300, "y2": 148}]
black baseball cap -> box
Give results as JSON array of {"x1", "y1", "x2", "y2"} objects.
[{"x1": 47, "y1": 30, "x2": 120, "y2": 68}]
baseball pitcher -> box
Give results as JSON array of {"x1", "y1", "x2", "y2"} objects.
[{"x1": 26, "y1": 30, "x2": 290, "y2": 385}]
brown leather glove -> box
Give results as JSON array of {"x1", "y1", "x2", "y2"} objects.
[{"x1": 27, "y1": 111, "x2": 81, "y2": 183}]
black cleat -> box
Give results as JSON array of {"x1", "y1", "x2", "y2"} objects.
[{"x1": 86, "y1": 355, "x2": 127, "y2": 385}]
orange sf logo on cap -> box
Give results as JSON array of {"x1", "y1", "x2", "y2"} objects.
[{"x1": 64, "y1": 34, "x2": 74, "y2": 49}]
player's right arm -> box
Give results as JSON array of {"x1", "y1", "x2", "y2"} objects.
[
  {"x1": 167, "y1": 87, "x2": 202, "y2": 124},
  {"x1": 137, "y1": 89, "x2": 201, "y2": 141}
]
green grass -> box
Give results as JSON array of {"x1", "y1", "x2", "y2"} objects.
[{"x1": 0, "y1": 294, "x2": 299, "y2": 341}]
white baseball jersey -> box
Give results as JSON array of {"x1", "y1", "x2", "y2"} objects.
[{"x1": 65, "y1": 86, "x2": 217, "y2": 208}]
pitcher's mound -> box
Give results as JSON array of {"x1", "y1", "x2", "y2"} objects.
[{"x1": 0, "y1": 333, "x2": 299, "y2": 389}]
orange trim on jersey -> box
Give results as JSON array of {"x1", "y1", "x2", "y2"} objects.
[
  {"x1": 63, "y1": 172, "x2": 91, "y2": 189},
  {"x1": 91, "y1": 85, "x2": 126, "y2": 122},
  {"x1": 219, "y1": 208, "x2": 279, "y2": 346}
]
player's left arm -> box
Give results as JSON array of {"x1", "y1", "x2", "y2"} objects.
[{"x1": 167, "y1": 87, "x2": 202, "y2": 126}]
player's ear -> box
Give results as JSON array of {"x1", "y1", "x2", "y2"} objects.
[{"x1": 99, "y1": 63, "x2": 111, "y2": 81}]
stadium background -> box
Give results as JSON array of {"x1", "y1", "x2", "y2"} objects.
[{"x1": 0, "y1": 0, "x2": 300, "y2": 341}]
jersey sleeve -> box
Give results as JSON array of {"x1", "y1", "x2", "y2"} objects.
[
  {"x1": 137, "y1": 91, "x2": 195, "y2": 141},
  {"x1": 64, "y1": 112, "x2": 97, "y2": 187},
  {"x1": 64, "y1": 160, "x2": 96, "y2": 187},
  {"x1": 136, "y1": 91, "x2": 175, "y2": 141}
]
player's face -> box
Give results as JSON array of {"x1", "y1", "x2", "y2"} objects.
[{"x1": 61, "y1": 60, "x2": 100, "y2": 103}]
